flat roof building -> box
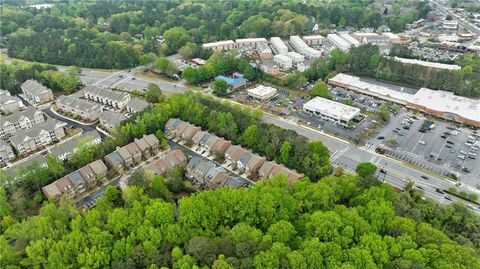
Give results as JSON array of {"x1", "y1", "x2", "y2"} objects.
[
  {"x1": 273, "y1": 55, "x2": 293, "y2": 70},
  {"x1": 247, "y1": 85, "x2": 278, "y2": 101},
  {"x1": 235, "y1": 38, "x2": 268, "y2": 49},
  {"x1": 339, "y1": 33, "x2": 361, "y2": 47},
  {"x1": 382, "y1": 32, "x2": 401, "y2": 44},
  {"x1": 392, "y1": 57, "x2": 461, "y2": 71},
  {"x1": 270, "y1": 37, "x2": 288, "y2": 55},
  {"x1": 327, "y1": 34, "x2": 351, "y2": 51},
  {"x1": 328, "y1": 73, "x2": 415, "y2": 105},
  {"x1": 407, "y1": 88, "x2": 480, "y2": 127},
  {"x1": 443, "y1": 20, "x2": 458, "y2": 29},
  {"x1": 202, "y1": 40, "x2": 235, "y2": 51},
  {"x1": 303, "y1": 97, "x2": 360, "y2": 126}
]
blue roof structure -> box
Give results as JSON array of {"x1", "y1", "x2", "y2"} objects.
[{"x1": 215, "y1": 75, "x2": 247, "y2": 88}]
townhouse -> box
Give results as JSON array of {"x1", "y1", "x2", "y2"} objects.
[
  {"x1": 258, "y1": 161, "x2": 304, "y2": 184},
  {"x1": 192, "y1": 131, "x2": 231, "y2": 158},
  {"x1": 0, "y1": 107, "x2": 45, "y2": 138},
  {"x1": 83, "y1": 85, "x2": 131, "y2": 109},
  {"x1": 147, "y1": 149, "x2": 188, "y2": 176},
  {"x1": 105, "y1": 134, "x2": 160, "y2": 171},
  {"x1": 126, "y1": 98, "x2": 150, "y2": 114},
  {"x1": 225, "y1": 145, "x2": 265, "y2": 176},
  {"x1": 20, "y1": 79, "x2": 54, "y2": 105},
  {"x1": 42, "y1": 159, "x2": 108, "y2": 200},
  {"x1": 9, "y1": 118, "x2": 66, "y2": 155},
  {"x1": 99, "y1": 110, "x2": 127, "y2": 131},
  {"x1": 56, "y1": 95, "x2": 102, "y2": 122},
  {"x1": 0, "y1": 90, "x2": 23, "y2": 114},
  {"x1": 0, "y1": 140, "x2": 15, "y2": 164},
  {"x1": 49, "y1": 130, "x2": 102, "y2": 161}
]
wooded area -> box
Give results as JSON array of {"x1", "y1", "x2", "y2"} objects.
[
  {"x1": 1, "y1": 0, "x2": 428, "y2": 68},
  {"x1": 1, "y1": 173, "x2": 479, "y2": 268}
]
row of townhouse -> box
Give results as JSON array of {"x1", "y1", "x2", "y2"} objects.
[
  {"x1": 99, "y1": 110, "x2": 127, "y2": 131},
  {"x1": 83, "y1": 85, "x2": 131, "y2": 109},
  {"x1": 186, "y1": 156, "x2": 250, "y2": 189},
  {"x1": 146, "y1": 149, "x2": 188, "y2": 175},
  {"x1": 49, "y1": 130, "x2": 102, "y2": 161},
  {"x1": 164, "y1": 118, "x2": 303, "y2": 182},
  {"x1": 8, "y1": 118, "x2": 66, "y2": 155},
  {"x1": 20, "y1": 80, "x2": 54, "y2": 106},
  {"x1": 0, "y1": 90, "x2": 24, "y2": 114},
  {"x1": 104, "y1": 134, "x2": 160, "y2": 172},
  {"x1": 56, "y1": 95, "x2": 102, "y2": 122},
  {"x1": 42, "y1": 160, "x2": 108, "y2": 200},
  {"x1": 0, "y1": 107, "x2": 45, "y2": 138}
]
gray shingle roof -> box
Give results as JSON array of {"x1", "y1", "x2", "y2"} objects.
[
  {"x1": 0, "y1": 107, "x2": 42, "y2": 127},
  {"x1": 49, "y1": 130, "x2": 101, "y2": 157},
  {"x1": 105, "y1": 151, "x2": 124, "y2": 167},
  {"x1": 8, "y1": 118, "x2": 64, "y2": 145},
  {"x1": 100, "y1": 110, "x2": 127, "y2": 126},
  {"x1": 84, "y1": 86, "x2": 129, "y2": 102},
  {"x1": 126, "y1": 98, "x2": 149, "y2": 112},
  {"x1": 57, "y1": 95, "x2": 101, "y2": 113},
  {"x1": 21, "y1": 80, "x2": 52, "y2": 96}
]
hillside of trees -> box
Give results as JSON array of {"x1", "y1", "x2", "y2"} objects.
[
  {"x1": 1, "y1": 0, "x2": 429, "y2": 68},
  {"x1": 304, "y1": 44, "x2": 480, "y2": 98},
  {"x1": 1, "y1": 173, "x2": 479, "y2": 268}
]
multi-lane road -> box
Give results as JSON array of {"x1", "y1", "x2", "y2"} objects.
[
  {"x1": 261, "y1": 114, "x2": 477, "y2": 209},
  {"x1": 430, "y1": 0, "x2": 480, "y2": 36}
]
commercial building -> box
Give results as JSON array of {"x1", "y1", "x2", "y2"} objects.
[
  {"x1": 83, "y1": 85, "x2": 131, "y2": 109},
  {"x1": 328, "y1": 73, "x2": 415, "y2": 105},
  {"x1": 9, "y1": 119, "x2": 66, "y2": 155},
  {"x1": 247, "y1": 85, "x2": 278, "y2": 101},
  {"x1": 235, "y1": 38, "x2": 268, "y2": 49},
  {"x1": 99, "y1": 110, "x2": 127, "y2": 131},
  {"x1": 49, "y1": 130, "x2": 102, "y2": 161},
  {"x1": 327, "y1": 34, "x2": 351, "y2": 51},
  {"x1": 0, "y1": 107, "x2": 45, "y2": 138},
  {"x1": 407, "y1": 88, "x2": 480, "y2": 127},
  {"x1": 273, "y1": 54, "x2": 293, "y2": 70},
  {"x1": 20, "y1": 80, "x2": 54, "y2": 105},
  {"x1": 392, "y1": 57, "x2": 461, "y2": 71},
  {"x1": 339, "y1": 33, "x2": 361, "y2": 47},
  {"x1": 443, "y1": 20, "x2": 458, "y2": 29},
  {"x1": 0, "y1": 140, "x2": 15, "y2": 164},
  {"x1": 42, "y1": 160, "x2": 108, "y2": 200},
  {"x1": 126, "y1": 98, "x2": 150, "y2": 114},
  {"x1": 202, "y1": 40, "x2": 235, "y2": 51},
  {"x1": 303, "y1": 97, "x2": 360, "y2": 126},
  {"x1": 56, "y1": 95, "x2": 102, "y2": 122},
  {"x1": 0, "y1": 90, "x2": 23, "y2": 114},
  {"x1": 270, "y1": 37, "x2": 288, "y2": 55},
  {"x1": 290, "y1": 36, "x2": 321, "y2": 59},
  {"x1": 382, "y1": 32, "x2": 401, "y2": 44},
  {"x1": 286, "y1": 51, "x2": 305, "y2": 64},
  {"x1": 302, "y1": 35, "x2": 324, "y2": 46}
]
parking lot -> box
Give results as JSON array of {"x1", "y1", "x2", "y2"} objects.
[
  {"x1": 330, "y1": 86, "x2": 384, "y2": 113},
  {"x1": 372, "y1": 110, "x2": 480, "y2": 184}
]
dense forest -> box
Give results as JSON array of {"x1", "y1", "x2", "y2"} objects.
[
  {"x1": 1, "y1": 0, "x2": 429, "y2": 68},
  {"x1": 1, "y1": 172, "x2": 480, "y2": 268}
]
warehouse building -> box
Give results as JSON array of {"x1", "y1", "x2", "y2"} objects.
[
  {"x1": 273, "y1": 54, "x2": 293, "y2": 70},
  {"x1": 303, "y1": 97, "x2": 360, "y2": 126},
  {"x1": 247, "y1": 85, "x2": 278, "y2": 101},
  {"x1": 270, "y1": 37, "x2": 288, "y2": 55},
  {"x1": 407, "y1": 88, "x2": 480, "y2": 127}
]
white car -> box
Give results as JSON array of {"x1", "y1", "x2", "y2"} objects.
[
  {"x1": 419, "y1": 141, "x2": 426, "y2": 145},
  {"x1": 458, "y1": 155, "x2": 466, "y2": 160}
]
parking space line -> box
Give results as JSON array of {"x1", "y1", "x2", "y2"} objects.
[
  {"x1": 436, "y1": 139, "x2": 448, "y2": 161},
  {"x1": 410, "y1": 132, "x2": 426, "y2": 153}
]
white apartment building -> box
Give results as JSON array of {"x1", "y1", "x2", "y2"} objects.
[
  {"x1": 273, "y1": 54, "x2": 293, "y2": 70},
  {"x1": 339, "y1": 33, "x2": 361, "y2": 47},
  {"x1": 290, "y1": 36, "x2": 321, "y2": 59},
  {"x1": 9, "y1": 119, "x2": 66, "y2": 155},
  {"x1": 202, "y1": 40, "x2": 235, "y2": 51},
  {"x1": 270, "y1": 37, "x2": 288, "y2": 55},
  {"x1": 20, "y1": 80, "x2": 54, "y2": 105},
  {"x1": 0, "y1": 107, "x2": 45, "y2": 138},
  {"x1": 286, "y1": 51, "x2": 305, "y2": 64},
  {"x1": 327, "y1": 34, "x2": 351, "y2": 51},
  {"x1": 302, "y1": 35, "x2": 324, "y2": 46}
]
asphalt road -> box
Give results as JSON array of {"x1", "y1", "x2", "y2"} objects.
[
  {"x1": 430, "y1": 0, "x2": 480, "y2": 35},
  {"x1": 261, "y1": 114, "x2": 478, "y2": 210}
]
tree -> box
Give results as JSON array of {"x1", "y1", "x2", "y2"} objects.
[
  {"x1": 241, "y1": 125, "x2": 257, "y2": 149},
  {"x1": 212, "y1": 79, "x2": 229, "y2": 96},
  {"x1": 279, "y1": 141, "x2": 291, "y2": 164},
  {"x1": 355, "y1": 162, "x2": 377, "y2": 178},
  {"x1": 309, "y1": 80, "x2": 331, "y2": 99},
  {"x1": 0, "y1": 187, "x2": 13, "y2": 218},
  {"x1": 163, "y1": 27, "x2": 191, "y2": 53},
  {"x1": 179, "y1": 42, "x2": 196, "y2": 59},
  {"x1": 154, "y1": 57, "x2": 178, "y2": 77},
  {"x1": 146, "y1": 83, "x2": 162, "y2": 103},
  {"x1": 378, "y1": 104, "x2": 390, "y2": 122},
  {"x1": 45, "y1": 153, "x2": 66, "y2": 178},
  {"x1": 139, "y1": 52, "x2": 157, "y2": 70}
]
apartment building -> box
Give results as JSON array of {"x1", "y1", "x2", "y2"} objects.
[
  {"x1": 0, "y1": 90, "x2": 23, "y2": 114},
  {"x1": 202, "y1": 40, "x2": 235, "y2": 51},
  {"x1": 83, "y1": 85, "x2": 131, "y2": 109},
  {"x1": 49, "y1": 130, "x2": 102, "y2": 161},
  {"x1": 56, "y1": 95, "x2": 102, "y2": 122},
  {"x1": 270, "y1": 37, "x2": 288, "y2": 55},
  {"x1": 0, "y1": 107, "x2": 45, "y2": 138},
  {"x1": 9, "y1": 119, "x2": 66, "y2": 155},
  {"x1": 99, "y1": 110, "x2": 127, "y2": 131},
  {"x1": 0, "y1": 140, "x2": 15, "y2": 164},
  {"x1": 302, "y1": 35, "x2": 324, "y2": 46},
  {"x1": 126, "y1": 98, "x2": 150, "y2": 114},
  {"x1": 20, "y1": 80, "x2": 54, "y2": 105},
  {"x1": 273, "y1": 54, "x2": 293, "y2": 70}
]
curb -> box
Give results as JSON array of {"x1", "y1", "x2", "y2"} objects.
[{"x1": 49, "y1": 106, "x2": 99, "y2": 126}]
